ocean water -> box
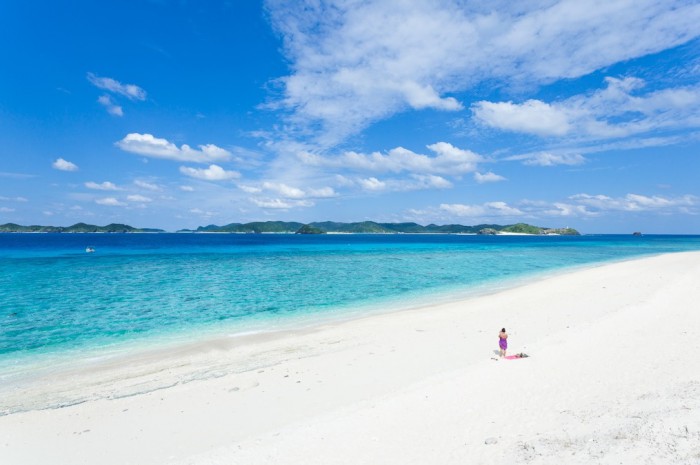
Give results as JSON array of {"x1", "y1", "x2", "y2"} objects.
[{"x1": 1, "y1": 233, "x2": 700, "y2": 375}]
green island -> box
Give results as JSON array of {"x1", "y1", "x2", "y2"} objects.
[
  {"x1": 0, "y1": 222, "x2": 164, "y2": 233},
  {"x1": 0, "y1": 221, "x2": 579, "y2": 235},
  {"x1": 180, "y1": 221, "x2": 580, "y2": 235}
]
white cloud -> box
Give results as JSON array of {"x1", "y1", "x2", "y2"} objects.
[
  {"x1": 514, "y1": 193, "x2": 698, "y2": 218},
  {"x1": 250, "y1": 198, "x2": 314, "y2": 209},
  {"x1": 521, "y1": 152, "x2": 587, "y2": 167},
  {"x1": 261, "y1": 182, "x2": 305, "y2": 199},
  {"x1": 134, "y1": 180, "x2": 162, "y2": 191},
  {"x1": 401, "y1": 82, "x2": 463, "y2": 111},
  {"x1": 472, "y1": 100, "x2": 571, "y2": 136},
  {"x1": 179, "y1": 164, "x2": 240, "y2": 181},
  {"x1": 474, "y1": 171, "x2": 507, "y2": 183},
  {"x1": 542, "y1": 202, "x2": 598, "y2": 217},
  {"x1": 87, "y1": 73, "x2": 146, "y2": 100},
  {"x1": 0, "y1": 207, "x2": 15, "y2": 213},
  {"x1": 95, "y1": 197, "x2": 126, "y2": 206},
  {"x1": 474, "y1": 77, "x2": 700, "y2": 141},
  {"x1": 259, "y1": 182, "x2": 337, "y2": 199},
  {"x1": 334, "y1": 175, "x2": 355, "y2": 187},
  {"x1": 238, "y1": 185, "x2": 262, "y2": 194},
  {"x1": 414, "y1": 191, "x2": 699, "y2": 223},
  {"x1": 179, "y1": 185, "x2": 195, "y2": 192},
  {"x1": 307, "y1": 186, "x2": 337, "y2": 197},
  {"x1": 358, "y1": 177, "x2": 386, "y2": 191},
  {"x1": 85, "y1": 181, "x2": 120, "y2": 191},
  {"x1": 357, "y1": 174, "x2": 452, "y2": 192},
  {"x1": 266, "y1": 0, "x2": 700, "y2": 145},
  {"x1": 97, "y1": 95, "x2": 123, "y2": 116},
  {"x1": 116, "y1": 133, "x2": 232, "y2": 163},
  {"x1": 411, "y1": 174, "x2": 453, "y2": 189},
  {"x1": 127, "y1": 194, "x2": 152, "y2": 203},
  {"x1": 300, "y1": 142, "x2": 482, "y2": 175},
  {"x1": 52, "y1": 158, "x2": 79, "y2": 171},
  {"x1": 189, "y1": 208, "x2": 218, "y2": 218},
  {"x1": 0, "y1": 196, "x2": 28, "y2": 202},
  {"x1": 570, "y1": 193, "x2": 698, "y2": 212},
  {"x1": 440, "y1": 202, "x2": 524, "y2": 218}
]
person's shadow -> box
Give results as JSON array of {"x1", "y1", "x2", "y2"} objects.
[{"x1": 492, "y1": 349, "x2": 501, "y2": 356}]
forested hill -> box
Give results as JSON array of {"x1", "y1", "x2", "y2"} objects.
[
  {"x1": 183, "y1": 221, "x2": 580, "y2": 235},
  {"x1": 0, "y1": 223, "x2": 164, "y2": 233},
  {"x1": 0, "y1": 221, "x2": 580, "y2": 235}
]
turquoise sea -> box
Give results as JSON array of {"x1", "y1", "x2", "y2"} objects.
[{"x1": 2, "y1": 233, "x2": 700, "y2": 377}]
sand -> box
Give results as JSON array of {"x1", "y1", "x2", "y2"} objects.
[{"x1": 1, "y1": 251, "x2": 699, "y2": 464}]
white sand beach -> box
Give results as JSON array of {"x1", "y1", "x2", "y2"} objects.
[{"x1": 1, "y1": 251, "x2": 699, "y2": 464}]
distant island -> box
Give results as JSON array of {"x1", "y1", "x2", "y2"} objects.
[
  {"x1": 0, "y1": 222, "x2": 164, "y2": 233},
  {"x1": 0, "y1": 221, "x2": 580, "y2": 235},
  {"x1": 178, "y1": 221, "x2": 580, "y2": 235}
]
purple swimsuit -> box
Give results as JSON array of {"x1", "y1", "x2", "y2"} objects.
[{"x1": 499, "y1": 337, "x2": 507, "y2": 350}]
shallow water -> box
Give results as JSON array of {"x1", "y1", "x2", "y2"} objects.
[{"x1": 1, "y1": 233, "x2": 699, "y2": 374}]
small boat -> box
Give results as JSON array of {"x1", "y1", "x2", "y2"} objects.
[{"x1": 85, "y1": 247, "x2": 96, "y2": 253}]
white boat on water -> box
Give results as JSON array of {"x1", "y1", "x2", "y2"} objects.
[{"x1": 85, "y1": 247, "x2": 95, "y2": 253}]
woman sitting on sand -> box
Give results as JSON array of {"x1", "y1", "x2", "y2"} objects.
[{"x1": 498, "y1": 328, "x2": 508, "y2": 358}]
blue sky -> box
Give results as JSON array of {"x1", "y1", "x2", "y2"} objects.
[{"x1": 1, "y1": 0, "x2": 700, "y2": 233}]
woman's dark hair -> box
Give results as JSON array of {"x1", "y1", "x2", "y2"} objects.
[{"x1": 501, "y1": 328, "x2": 506, "y2": 332}]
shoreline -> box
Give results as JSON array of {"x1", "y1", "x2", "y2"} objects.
[
  {"x1": 0, "y1": 250, "x2": 650, "y2": 413},
  {"x1": 1, "y1": 251, "x2": 699, "y2": 464}
]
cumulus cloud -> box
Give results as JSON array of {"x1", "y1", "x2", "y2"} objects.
[
  {"x1": 116, "y1": 133, "x2": 232, "y2": 163},
  {"x1": 520, "y1": 152, "x2": 587, "y2": 167},
  {"x1": 412, "y1": 174, "x2": 453, "y2": 189},
  {"x1": 472, "y1": 100, "x2": 571, "y2": 136},
  {"x1": 519, "y1": 193, "x2": 698, "y2": 217},
  {"x1": 97, "y1": 95, "x2": 123, "y2": 116},
  {"x1": 440, "y1": 202, "x2": 524, "y2": 218},
  {"x1": 118, "y1": 134, "x2": 231, "y2": 163},
  {"x1": 473, "y1": 77, "x2": 700, "y2": 141},
  {"x1": 358, "y1": 177, "x2": 386, "y2": 191},
  {"x1": 85, "y1": 181, "x2": 120, "y2": 191},
  {"x1": 52, "y1": 158, "x2": 78, "y2": 171},
  {"x1": 134, "y1": 180, "x2": 162, "y2": 191},
  {"x1": 356, "y1": 174, "x2": 452, "y2": 192},
  {"x1": 87, "y1": 73, "x2": 146, "y2": 101},
  {"x1": 0, "y1": 207, "x2": 15, "y2": 213},
  {"x1": 266, "y1": 0, "x2": 700, "y2": 144},
  {"x1": 179, "y1": 164, "x2": 240, "y2": 181},
  {"x1": 127, "y1": 194, "x2": 152, "y2": 203},
  {"x1": 250, "y1": 198, "x2": 314, "y2": 209},
  {"x1": 300, "y1": 142, "x2": 482, "y2": 175},
  {"x1": 259, "y1": 182, "x2": 338, "y2": 199},
  {"x1": 541, "y1": 202, "x2": 598, "y2": 217},
  {"x1": 189, "y1": 208, "x2": 218, "y2": 218},
  {"x1": 261, "y1": 182, "x2": 304, "y2": 198},
  {"x1": 413, "y1": 190, "x2": 698, "y2": 224},
  {"x1": 570, "y1": 193, "x2": 698, "y2": 212},
  {"x1": 95, "y1": 197, "x2": 126, "y2": 206},
  {"x1": 179, "y1": 186, "x2": 195, "y2": 192},
  {"x1": 474, "y1": 172, "x2": 507, "y2": 183},
  {"x1": 238, "y1": 185, "x2": 262, "y2": 194}
]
